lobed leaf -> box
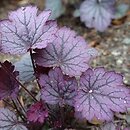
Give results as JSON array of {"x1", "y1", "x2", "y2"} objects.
[
  {"x1": 45, "y1": 0, "x2": 65, "y2": 19},
  {"x1": 10, "y1": 125, "x2": 28, "y2": 130},
  {"x1": 100, "y1": 122, "x2": 116, "y2": 130},
  {"x1": 79, "y1": 0, "x2": 116, "y2": 31},
  {"x1": 74, "y1": 67, "x2": 130, "y2": 121},
  {"x1": 39, "y1": 67, "x2": 78, "y2": 106},
  {"x1": 114, "y1": 3, "x2": 129, "y2": 19},
  {"x1": 0, "y1": 6, "x2": 57, "y2": 54},
  {"x1": 0, "y1": 108, "x2": 28, "y2": 130},
  {"x1": 27, "y1": 101, "x2": 48, "y2": 123},
  {"x1": 15, "y1": 52, "x2": 34, "y2": 82},
  {"x1": 0, "y1": 61, "x2": 19, "y2": 100},
  {"x1": 34, "y1": 27, "x2": 98, "y2": 76}
]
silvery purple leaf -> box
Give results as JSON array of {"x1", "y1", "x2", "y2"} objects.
[
  {"x1": 34, "y1": 27, "x2": 98, "y2": 77},
  {"x1": 10, "y1": 125, "x2": 28, "y2": 130},
  {"x1": 126, "y1": 114, "x2": 130, "y2": 124},
  {"x1": 15, "y1": 52, "x2": 34, "y2": 82},
  {"x1": 74, "y1": 67, "x2": 130, "y2": 121},
  {"x1": 0, "y1": 108, "x2": 28, "y2": 130},
  {"x1": 79, "y1": 0, "x2": 116, "y2": 31},
  {"x1": 100, "y1": 122, "x2": 116, "y2": 130},
  {"x1": 0, "y1": 6, "x2": 57, "y2": 54},
  {"x1": 39, "y1": 67, "x2": 78, "y2": 106}
]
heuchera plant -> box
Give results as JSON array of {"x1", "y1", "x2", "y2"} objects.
[{"x1": 0, "y1": 5, "x2": 130, "y2": 130}]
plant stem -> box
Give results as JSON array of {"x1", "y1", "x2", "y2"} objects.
[
  {"x1": 0, "y1": 62, "x2": 37, "y2": 102},
  {"x1": 12, "y1": 99, "x2": 26, "y2": 121},
  {"x1": 3, "y1": 99, "x2": 15, "y2": 109},
  {"x1": 17, "y1": 97, "x2": 26, "y2": 114},
  {"x1": 29, "y1": 49, "x2": 42, "y2": 89},
  {"x1": 60, "y1": 106, "x2": 65, "y2": 129}
]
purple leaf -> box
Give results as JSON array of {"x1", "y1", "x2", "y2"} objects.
[
  {"x1": 34, "y1": 27, "x2": 98, "y2": 76},
  {"x1": 74, "y1": 111, "x2": 85, "y2": 121},
  {"x1": 39, "y1": 67, "x2": 78, "y2": 106},
  {"x1": 0, "y1": 6, "x2": 57, "y2": 54},
  {"x1": 79, "y1": 0, "x2": 116, "y2": 31},
  {"x1": 27, "y1": 101, "x2": 48, "y2": 123},
  {"x1": 10, "y1": 125, "x2": 28, "y2": 130},
  {"x1": 74, "y1": 67, "x2": 130, "y2": 121},
  {"x1": 0, "y1": 108, "x2": 28, "y2": 130},
  {"x1": 100, "y1": 122, "x2": 116, "y2": 130},
  {"x1": 0, "y1": 61, "x2": 19, "y2": 100},
  {"x1": 15, "y1": 52, "x2": 35, "y2": 82}
]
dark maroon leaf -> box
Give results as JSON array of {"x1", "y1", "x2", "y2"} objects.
[
  {"x1": 0, "y1": 61, "x2": 19, "y2": 100},
  {"x1": 27, "y1": 101, "x2": 48, "y2": 123}
]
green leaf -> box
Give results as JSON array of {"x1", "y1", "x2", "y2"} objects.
[
  {"x1": 45, "y1": 0, "x2": 65, "y2": 19},
  {"x1": 115, "y1": 3, "x2": 129, "y2": 19}
]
